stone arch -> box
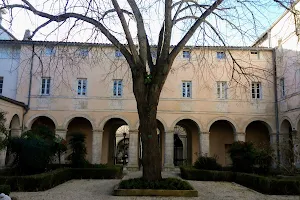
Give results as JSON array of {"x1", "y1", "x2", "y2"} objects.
[
  {"x1": 10, "y1": 114, "x2": 20, "y2": 130},
  {"x1": 280, "y1": 116, "x2": 295, "y2": 131},
  {"x1": 207, "y1": 116, "x2": 238, "y2": 132},
  {"x1": 280, "y1": 118, "x2": 293, "y2": 133},
  {"x1": 243, "y1": 118, "x2": 273, "y2": 134},
  {"x1": 64, "y1": 114, "x2": 96, "y2": 130},
  {"x1": 26, "y1": 113, "x2": 58, "y2": 129},
  {"x1": 99, "y1": 115, "x2": 131, "y2": 131},
  {"x1": 170, "y1": 116, "x2": 202, "y2": 132},
  {"x1": 245, "y1": 120, "x2": 271, "y2": 147}
]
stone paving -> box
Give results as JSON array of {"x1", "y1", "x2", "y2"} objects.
[{"x1": 10, "y1": 171, "x2": 300, "y2": 200}]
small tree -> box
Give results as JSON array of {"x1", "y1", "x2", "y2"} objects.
[{"x1": 68, "y1": 132, "x2": 87, "y2": 168}]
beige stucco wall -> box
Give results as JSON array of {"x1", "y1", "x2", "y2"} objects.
[
  {"x1": 0, "y1": 99, "x2": 24, "y2": 131},
  {"x1": 7, "y1": 43, "x2": 277, "y2": 167}
]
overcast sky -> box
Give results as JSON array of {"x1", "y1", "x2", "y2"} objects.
[{"x1": 1, "y1": 0, "x2": 286, "y2": 46}]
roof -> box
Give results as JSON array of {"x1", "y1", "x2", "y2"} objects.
[
  {"x1": 0, "y1": 24, "x2": 18, "y2": 40},
  {"x1": 0, "y1": 39, "x2": 273, "y2": 51},
  {"x1": 0, "y1": 95, "x2": 27, "y2": 109},
  {"x1": 252, "y1": 0, "x2": 300, "y2": 47}
]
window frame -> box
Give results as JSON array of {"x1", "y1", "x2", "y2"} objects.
[
  {"x1": 251, "y1": 82, "x2": 262, "y2": 99},
  {"x1": 44, "y1": 46, "x2": 56, "y2": 56},
  {"x1": 115, "y1": 49, "x2": 124, "y2": 58},
  {"x1": 216, "y1": 51, "x2": 226, "y2": 59},
  {"x1": 78, "y1": 48, "x2": 89, "y2": 58},
  {"x1": 217, "y1": 81, "x2": 228, "y2": 99},
  {"x1": 250, "y1": 51, "x2": 260, "y2": 59},
  {"x1": 182, "y1": 50, "x2": 191, "y2": 59},
  {"x1": 41, "y1": 77, "x2": 51, "y2": 96},
  {"x1": 113, "y1": 79, "x2": 123, "y2": 97},
  {"x1": 77, "y1": 78, "x2": 87, "y2": 96},
  {"x1": 182, "y1": 81, "x2": 192, "y2": 98},
  {"x1": 0, "y1": 77, "x2": 3, "y2": 95}
]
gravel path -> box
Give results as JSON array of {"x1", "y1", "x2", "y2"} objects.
[{"x1": 11, "y1": 179, "x2": 299, "y2": 200}]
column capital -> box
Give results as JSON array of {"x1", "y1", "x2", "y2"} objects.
[
  {"x1": 270, "y1": 132, "x2": 277, "y2": 136},
  {"x1": 201, "y1": 131, "x2": 210, "y2": 135},
  {"x1": 235, "y1": 132, "x2": 246, "y2": 135},
  {"x1": 165, "y1": 130, "x2": 173, "y2": 134},
  {"x1": 55, "y1": 129, "x2": 67, "y2": 132},
  {"x1": 92, "y1": 129, "x2": 103, "y2": 134},
  {"x1": 129, "y1": 130, "x2": 139, "y2": 134}
]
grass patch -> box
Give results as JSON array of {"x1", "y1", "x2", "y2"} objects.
[
  {"x1": 119, "y1": 178, "x2": 193, "y2": 190},
  {"x1": 0, "y1": 185, "x2": 10, "y2": 195}
]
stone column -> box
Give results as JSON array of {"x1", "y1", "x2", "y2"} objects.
[
  {"x1": 10, "y1": 129, "x2": 22, "y2": 137},
  {"x1": 235, "y1": 132, "x2": 246, "y2": 142},
  {"x1": 0, "y1": 148, "x2": 6, "y2": 168},
  {"x1": 55, "y1": 129, "x2": 67, "y2": 164},
  {"x1": 127, "y1": 130, "x2": 139, "y2": 171},
  {"x1": 164, "y1": 130, "x2": 174, "y2": 170},
  {"x1": 200, "y1": 132, "x2": 210, "y2": 156},
  {"x1": 92, "y1": 130, "x2": 103, "y2": 164}
]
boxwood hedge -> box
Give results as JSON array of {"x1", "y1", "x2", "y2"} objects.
[{"x1": 180, "y1": 167, "x2": 300, "y2": 195}]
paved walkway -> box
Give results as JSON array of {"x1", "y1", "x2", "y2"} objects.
[{"x1": 11, "y1": 171, "x2": 299, "y2": 200}]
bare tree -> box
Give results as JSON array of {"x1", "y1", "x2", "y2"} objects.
[{"x1": 0, "y1": 0, "x2": 292, "y2": 180}]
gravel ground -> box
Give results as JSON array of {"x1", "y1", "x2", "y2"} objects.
[{"x1": 11, "y1": 179, "x2": 300, "y2": 200}]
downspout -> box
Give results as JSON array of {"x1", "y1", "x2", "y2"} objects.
[
  {"x1": 273, "y1": 48, "x2": 280, "y2": 168},
  {"x1": 21, "y1": 44, "x2": 34, "y2": 131}
]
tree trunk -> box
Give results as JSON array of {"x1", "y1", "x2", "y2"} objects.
[
  {"x1": 132, "y1": 67, "x2": 164, "y2": 181},
  {"x1": 138, "y1": 105, "x2": 162, "y2": 180}
]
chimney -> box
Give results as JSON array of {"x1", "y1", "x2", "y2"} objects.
[{"x1": 23, "y1": 29, "x2": 32, "y2": 40}]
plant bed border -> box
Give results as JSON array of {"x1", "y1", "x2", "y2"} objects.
[
  {"x1": 113, "y1": 185, "x2": 198, "y2": 197},
  {"x1": 180, "y1": 167, "x2": 300, "y2": 195}
]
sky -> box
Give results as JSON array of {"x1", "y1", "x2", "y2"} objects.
[{"x1": 0, "y1": 0, "x2": 287, "y2": 46}]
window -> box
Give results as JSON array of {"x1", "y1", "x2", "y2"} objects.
[
  {"x1": 115, "y1": 49, "x2": 123, "y2": 58},
  {"x1": 217, "y1": 51, "x2": 225, "y2": 59},
  {"x1": 113, "y1": 79, "x2": 123, "y2": 97},
  {"x1": 0, "y1": 77, "x2": 3, "y2": 95},
  {"x1": 77, "y1": 79, "x2": 87, "y2": 96},
  {"x1": 217, "y1": 81, "x2": 227, "y2": 99},
  {"x1": 182, "y1": 81, "x2": 192, "y2": 98},
  {"x1": 250, "y1": 51, "x2": 260, "y2": 59},
  {"x1": 183, "y1": 50, "x2": 191, "y2": 59},
  {"x1": 44, "y1": 46, "x2": 55, "y2": 56},
  {"x1": 280, "y1": 78, "x2": 285, "y2": 97},
  {"x1": 41, "y1": 77, "x2": 51, "y2": 95},
  {"x1": 251, "y1": 82, "x2": 261, "y2": 99},
  {"x1": 78, "y1": 48, "x2": 89, "y2": 58}
]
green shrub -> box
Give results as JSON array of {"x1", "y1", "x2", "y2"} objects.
[
  {"x1": 119, "y1": 178, "x2": 193, "y2": 190},
  {"x1": 68, "y1": 132, "x2": 88, "y2": 168},
  {"x1": 229, "y1": 141, "x2": 257, "y2": 173},
  {"x1": 180, "y1": 167, "x2": 235, "y2": 182},
  {"x1": 0, "y1": 185, "x2": 10, "y2": 195},
  {"x1": 193, "y1": 156, "x2": 222, "y2": 170},
  {"x1": 235, "y1": 173, "x2": 271, "y2": 194},
  {"x1": 270, "y1": 179, "x2": 300, "y2": 195},
  {"x1": 254, "y1": 146, "x2": 273, "y2": 175}
]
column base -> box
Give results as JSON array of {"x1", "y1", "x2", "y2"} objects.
[
  {"x1": 126, "y1": 164, "x2": 139, "y2": 171},
  {"x1": 163, "y1": 164, "x2": 175, "y2": 171}
]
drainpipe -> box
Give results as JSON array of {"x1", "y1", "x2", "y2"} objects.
[
  {"x1": 273, "y1": 48, "x2": 280, "y2": 168},
  {"x1": 21, "y1": 43, "x2": 34, "y2": 131}
]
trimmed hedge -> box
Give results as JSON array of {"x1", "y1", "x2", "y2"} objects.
[
  {"x1": 180, "y1": 167, "x2": 235, "y2": 182},
  {"x1": 180, "y1": 167, "x2": 300, "y2": 195},
  {"x1": 0, "y1": 166, "x2": 123, "y2": 192},
  {"x1": 0, "y1": 185, "x2": 10, "y2": 195}
]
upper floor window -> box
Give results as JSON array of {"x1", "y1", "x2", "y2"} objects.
[
  {"x1": 115, "y1": 49, "x2": 123, "y2": 58},
  {"x1": 183, "y1": 50, "x2": 191, "y2": 59},
  {"x1": 280, "y1": 78, "x2": 285, "y2": 97},
  {"x1": 182, "y1": 81, "x2": 192, "y2": 98},
  {"x1": 217, "y1": 81, "x2": 227, "y2": 99},
  {"x1": 0, "y1": 77, "x2": 3, "y2": 95},
  {"x1": 217, "y1": 51, "x2": 225, "y2": 59},
  {"x1": 77, "y1": 78, "x2": 87, "y2": 96},
  {"x1": 41, "y1": 77, "x2": 51, "y2": 95},
  {"x1": 251, "y1": 82, "x2": 261, "y2": 99},
  {"x1": 113, "y1": 79, "x2": 123, "y2": 97},
  {"x1": 250, "y1": 51, "x2": 260, "y2": 59},
  {"x1": 78, "y1": 48, "x2": 89, "y2": 58},
  {"x1": 44, "y1": 46, "x2": 55, "y2": 56}
]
